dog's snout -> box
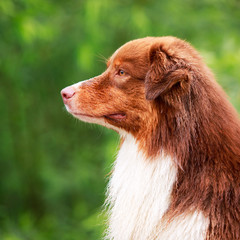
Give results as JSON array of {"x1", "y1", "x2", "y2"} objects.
[{"x1": 61, "y1": 86, "x2": 75, "y2": 102}]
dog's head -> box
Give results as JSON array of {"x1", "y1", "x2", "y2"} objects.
[{"x1": 61, "y1": 37, "x2": 210, "y2": 140}]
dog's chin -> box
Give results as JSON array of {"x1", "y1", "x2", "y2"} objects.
[
  {"x1": 68, "y1": 110, "x2": 127, "y2": 135},
  {"x1": 70, "y1": 112, "x2": 102, "y2": 124},
  {"x1": 70, "y1": 112, "x2": 126, "y2": 122}
]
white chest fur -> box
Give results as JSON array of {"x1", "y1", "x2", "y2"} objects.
[{"x1": 105, "y1": 135, "x2": 208, "y2": 240}]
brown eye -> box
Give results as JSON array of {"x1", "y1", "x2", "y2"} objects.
[{"x1": 118, "y1": 69, "x2": 125, "y2": 76}]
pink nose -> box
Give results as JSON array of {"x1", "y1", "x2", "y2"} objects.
[{"x1": 61, "y1": 86, "x2": 75, "y2": 102}]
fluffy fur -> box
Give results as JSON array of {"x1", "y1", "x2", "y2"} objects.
[
  {"x1": 105, "y1": 135, "x2": 208, "y2": 240},
  {"x1": 61, "y1": 36, "x2": 240, "y2": 239}
]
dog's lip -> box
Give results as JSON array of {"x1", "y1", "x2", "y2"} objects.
[
  {"x1": 104, "y1": 113, "x2": 126, "y2": 120},
  {"x1": 71, "y1": 112, "x2": 97, "y2": 118},
  {"x1": 70, "y1": 111, "x2": 126, "y2": 121}
]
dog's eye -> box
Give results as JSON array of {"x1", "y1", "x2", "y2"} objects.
[{"x1": 118, "y1": 69, "x2": 125, "y2": 76}]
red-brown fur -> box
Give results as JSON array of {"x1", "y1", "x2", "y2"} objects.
[{"x1": 61, "y1": 37, "x2": 240, "y2": 239}]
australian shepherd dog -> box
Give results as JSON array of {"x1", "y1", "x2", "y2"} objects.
[{"x1": 61, "y1": 37, "x2": 240, "y2": 240}]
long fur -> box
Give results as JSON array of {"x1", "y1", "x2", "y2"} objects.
[{"x1": 105, "y1": 134, "x2": 208, "y2": 240}]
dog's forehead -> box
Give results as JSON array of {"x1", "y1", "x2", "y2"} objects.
[{"x1": 109, "y1": 38, "x2": 155, "y2": 66}]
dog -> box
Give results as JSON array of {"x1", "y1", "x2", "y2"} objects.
[{"x1": 61, "y1": 37, "x2": 240, "y2": 240}]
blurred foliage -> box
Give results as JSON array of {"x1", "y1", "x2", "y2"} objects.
[{"x1": 0, "y1": 0, "x2": 239, "y2": 239}]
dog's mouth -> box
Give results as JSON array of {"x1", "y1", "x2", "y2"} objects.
[
  {"x1": 104, "y1": 113, "x2": 126, "y2": 121},
  {"x1": 71, "y1": 111, "x2": 126, "y2": 121},
  {"x1": 71, "y1": 112, "x2": 95, "y2": 118}
]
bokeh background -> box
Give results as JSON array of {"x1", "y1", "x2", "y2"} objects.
[{"x1": 0, "y1": 0, "x2": 239, "y2": 239}]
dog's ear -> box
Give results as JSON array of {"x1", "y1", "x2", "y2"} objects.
[{"x1": 145, "y1": 44, "x2": 191, "y2": 101}]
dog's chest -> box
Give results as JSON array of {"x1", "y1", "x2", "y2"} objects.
[
  {"x1": 105, "y1": 135, "x2": 208, "y2": 240},
  {"x1": 105, "y1": 135, "x2": 177, "y2": 239}
]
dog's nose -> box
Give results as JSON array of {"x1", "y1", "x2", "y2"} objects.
[{"x1": 61, "y1": 86, "x2": 75, "y2": 102}]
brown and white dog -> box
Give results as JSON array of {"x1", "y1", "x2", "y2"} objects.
[{"x1": 61, "y1": 37, "x2": 240, "y2": 240}]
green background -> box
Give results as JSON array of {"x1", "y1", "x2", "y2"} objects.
[{"x1": 0, "y1": 0, "x2": 239, "y2": 239}]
